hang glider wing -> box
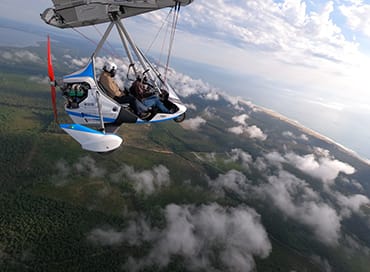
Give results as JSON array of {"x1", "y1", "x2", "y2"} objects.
[{"x1": 41, "y1": 0, "x2": 193, "y2": 28}]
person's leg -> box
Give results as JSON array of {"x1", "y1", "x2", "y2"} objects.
[
  {"x1": 135, "y1": 99, "x2": 149, "y2": 114},
  {"x1": 143, "y1": 95, "x2": 169, "y2": 113},
  {"x1": 115, "y1": 95, "x2": 139, "y2": 114},
  {"x1": 143, "y1": 97, "x2": 156, "y2": 108},
  {"x1": 154, "y1": 98, "x2": 170, "y2": 113}
]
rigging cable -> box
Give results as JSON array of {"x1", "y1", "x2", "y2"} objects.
[
  {"x1": 71, "y1": 26, "x2": 117, "y2": 57},
  {"x1": 146, "y1": 6, "x2": 174, "y2": 55},
  {"x1": 93, "y1": 25, "x2": 120, "y2": 58},
  {"x1": 164, "y1": 1, "x2": 181, "y2": 81}
]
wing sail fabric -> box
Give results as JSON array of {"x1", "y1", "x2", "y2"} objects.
[{"x1": 42, "y1": 0, "x2": 193, "y2": 28}]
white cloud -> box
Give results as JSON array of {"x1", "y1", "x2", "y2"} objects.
[
  {"x1": 228, "y1": 114, "x2": 267, "y2": 141},
  {"x1": 53, "y1": 157, "x2": 170, "y2": 195},
  {"x1": 282, "y1": 131, "x2": 295, "y2": 138},
  {"x1": 335, "y1": 193, "x2": 370, "y2": 217},
  {"x1": 228, "y1": 125, "x2": 245, "y2": 135},
  {"x1": 227, "y1": 148, "x2": 253, "y2": 170},
  {"x1": 259, "y1": 170, "x2": 341, "y2": 245},
  {"x1": 228, "y1": 125, "x2": 267, "y2": 141},
  {"x1": 52, "y1": 156, "x2": 106, "y2": 184},
  {"x1": 74, "y1": 156, "x2": 106, "y2": 178},
  {"x1": 116, "y1": 203, "x2": 271, "y2": 272},
  {"x1": 300, "y1": 134, "x2": 309, "y2": 141},
  {"x1": 181, "y1": 0, "x2": 360, "y2": 66},
  {"x1": 112, "y1": 164, "x2": 170, "y2": 195},
  {"x1": 245, "y1": 125, "x2": 268, "y2": 141},
  {"x1": 339, "y1": 1, "x2": 370, "y2": 37},
  {"x1": 88, "y1": 227, "x2": 125, "y2": 246},
  {"x1": 204, "y1": 91, "x2": 220, "y2": 101},
  {"x1": 181, "y1": 116, "x2": 206, "y2": 130},
  {"x1": 285, "y1": 152, "x2": 355, "y2": 184},
  {"x1": 29, "y1": 76, "x2": 49, "y2": 85},
  {"x1": 264, "y1": 151, "x2": 286, "y2": 166},
  {"x1": 208, "y1": 169, "x2": 249, "y2": 197},
  {"x1": 232, "y1": 114, "x2": 249, "y2": 126},
  {"x1": 0, "y1": 50, "x2": 42, "y2": 64}
]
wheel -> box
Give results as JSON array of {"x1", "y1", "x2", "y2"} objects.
[{"x1": 174, "y1": 113, "x2": 186, "y2": 123}]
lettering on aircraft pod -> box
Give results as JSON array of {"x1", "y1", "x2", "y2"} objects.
[{"x1": 84, "y1": 103, "x2": 95, "y2": 107}]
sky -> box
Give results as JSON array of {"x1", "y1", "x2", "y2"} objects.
[
  {"x1": 1, "y1": 0, "x2": 370, "y2": 97},
  {"x1": 1, "y1": 0, "x2": 370, "y2": 103},
  {"x1": 1, "y1": 0, "x2": 370, "y2": 157}
]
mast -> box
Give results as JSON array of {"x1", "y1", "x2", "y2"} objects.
[{"x1": 115, "y1": 20, "x2": 154, "y2": 81}]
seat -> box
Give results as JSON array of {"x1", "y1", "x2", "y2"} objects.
[{"x1": 97, "y1": 81, "x2": 130, "y2": 109}]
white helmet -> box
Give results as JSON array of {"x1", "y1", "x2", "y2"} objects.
[{"x1": 104, "y1": 61, "x2": 117, "y2": 73}]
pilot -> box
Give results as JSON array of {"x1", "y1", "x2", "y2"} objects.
[
  {"x1": 99, "y1": 61, "x2": 151, "y2": 119},
  {"x1": 130, "y1": 74, "x2": 170, "y2": 113}
]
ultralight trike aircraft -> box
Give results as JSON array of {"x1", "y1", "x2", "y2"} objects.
[{"x1": 41, "y1": 0, "x2": 193, "y2": 152}]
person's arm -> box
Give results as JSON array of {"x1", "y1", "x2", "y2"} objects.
[{"x1": 100, "y1": 73, "x2": 122, "y2": 97}]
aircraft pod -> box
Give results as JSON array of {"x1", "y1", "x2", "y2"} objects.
[{"x1": 43, "y1": 0, "x2": 191, "y2": 152}]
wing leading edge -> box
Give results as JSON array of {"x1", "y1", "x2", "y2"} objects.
[{"x1": 41, "y1": 0, "x2": 193, "y2": 28}]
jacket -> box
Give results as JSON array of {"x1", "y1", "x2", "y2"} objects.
[{"x1": 99, "y1": 71, "x2": 122, "y2": 98}]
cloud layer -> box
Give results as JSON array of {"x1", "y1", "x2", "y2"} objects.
[
  {"x1": 206, "y1": 147, "x2": 368, "y2": 246},
  {"x1": 88, "y1": 203, "x2": 271, "y2": 272}
]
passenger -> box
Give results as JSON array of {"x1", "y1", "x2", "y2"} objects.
[
  {"x1": 130, "y1": 75, "x2": 170, "y2": 113},
  {"x1": 99, "y1": 62, "x2": 151, "y2": 119}
]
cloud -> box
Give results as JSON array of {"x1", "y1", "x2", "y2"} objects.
[
  {"x1": 51, "y1": 159, "x2": 71, "y2": 186},
  {"x1": 52, "y1": 156, "x2": 106, "y2": 185},
  {"x1": 74, "y1": 156, "x2": 106, "y2": 178},
  {"x1": 52, "y1": 157, "x2": 170, "y2": 195},
  {"x1": 228, "y1": 125, "x2": 244, "y2": 135},
  {"x1": 285, "y1": 152, "x2": 355, "y2": 184},
  {"x1": 87, "y1": 227, "x2": 125, "y2": 246},
  {"x1": 264, "y1": 151, "x2": 286, "y2": 166},
  {"x1": 227, "y1": 148, "x2": 253, "y2": 170},
  {"x1": 204, "y1": 147, "x2": 365, "y2": 246},
  {"x1": 232, "y1": 114, "x2": 249, "y2": 126},
  {"x1": 245, "y1": 125, "x2": 268, "y2": 141},
  {"x1": 181, "y1": 116, "x2": 206, "y2": 130},
  {"x1": 300, "y1": 134, "x2": 309, "y2": 141},
  {"x1": 208, "y1": 169, "x2": 250, "y2": 197},
  {"x1": 29, "y1": 76, "x2": 49, "y2": 85},
  {"x1": 0, "y1": 49, "x2": 42, "y2": 64},
  {"x1": 311, "y1": 255, "x2": 333, "y2": 272},
  {"x1": 112, "y1": 164, "x2": 170, "y2": 195},
  {"x1": 180, "y1": 0, "x2": 359, "y2": 66},
  {"x1": 335, "y1": 193, "x2": 370, "y2": 217},
  {"x1": 92, "y1": 203, "x2": 271, "y2": 272},
  {"x1": 259, "y1": 170, "x2": 341, "y2": 245},
  {"x1": 228, "y1": 125, "x2": 267, "y2": 141},
  {"x1": 204, "y1": 91, "x2": 220, "y2": 101},
  {"x1": 228, "y1": 114, "x2": 267, "y2": 141},
  {"x1": 165, "y1": 69, "x2": 215, "y2": 98},
  {"x1": 282, "y1": 131, "x2": 308, "y2": 141},
  {"x1": 339, "y1": 1, "x2": 370, "y2": 37}
]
